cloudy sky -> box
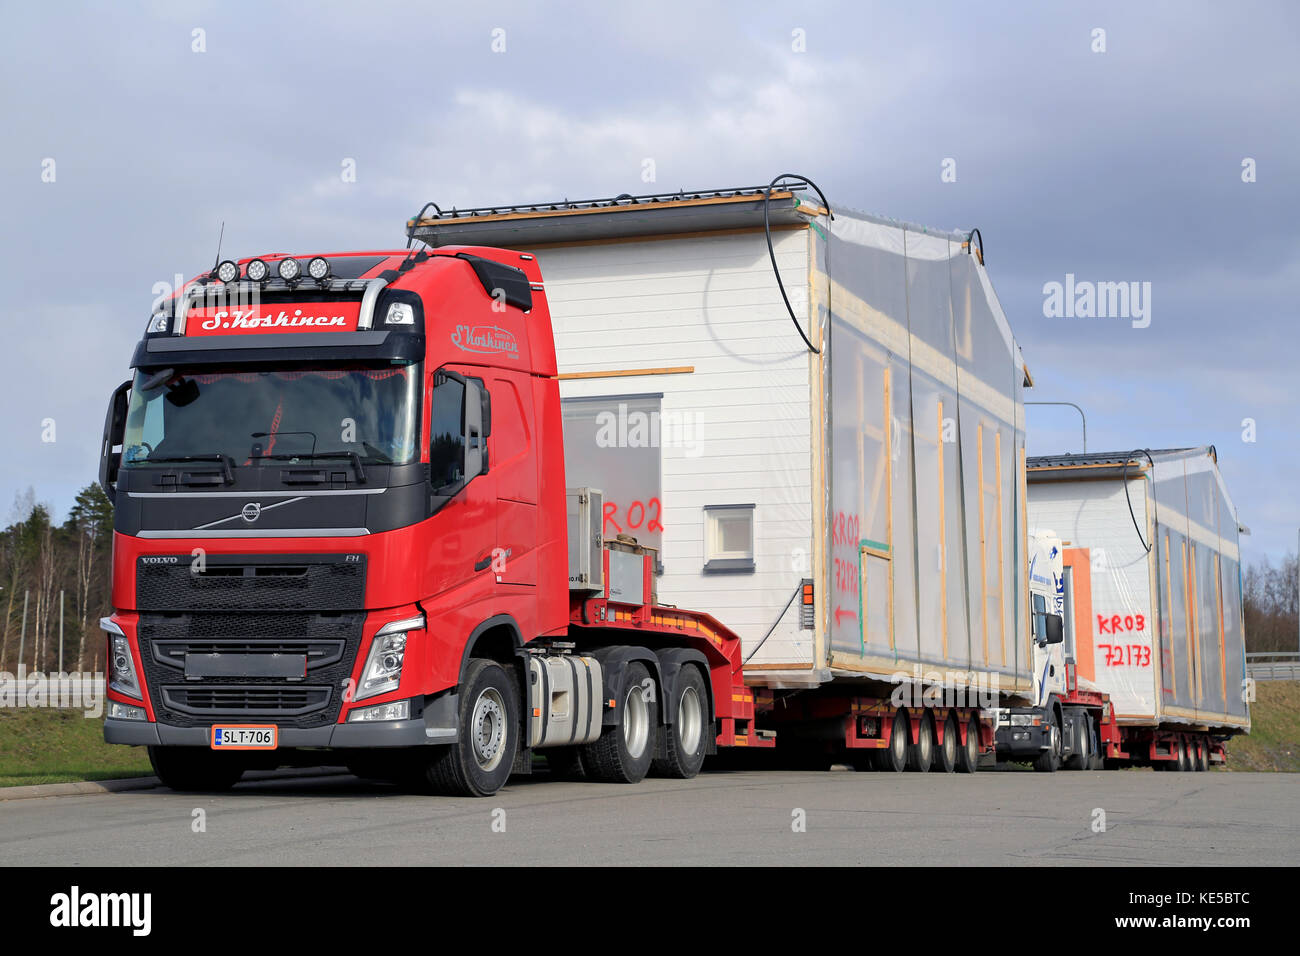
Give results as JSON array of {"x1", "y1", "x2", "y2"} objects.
[{"x1": 2, "y1": 1, "x2": 1296, "y2": 565}]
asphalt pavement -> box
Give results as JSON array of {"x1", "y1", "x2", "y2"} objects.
[{"x1": 3, "y1": 766, "x2": 1294, "y2": 866}]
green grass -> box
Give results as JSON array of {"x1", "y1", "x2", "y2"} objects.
[
  {"x1": 1222, "y1": 680, "x2": 1300, "y2": 772},
  {"x1": 0, "y1": 708, "x2": 152, "y2": 788}
]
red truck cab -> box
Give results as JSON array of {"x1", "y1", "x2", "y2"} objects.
[{"x1": 99, "y1": 247, "x2": 588, "y2": 793}]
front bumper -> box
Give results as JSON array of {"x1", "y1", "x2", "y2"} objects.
[
  {"x1": 994, "y1": 718, "x2": 1049, "y2": 757},
  {"x1": 105, "y1": 693, "x2": 459, "y2": 748}
]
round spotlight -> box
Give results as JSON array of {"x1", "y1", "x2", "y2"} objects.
[
  {"x1": 307, "y1": 256, "x2": 331, "y2": 280},
  {"x1": 215, "y1": 260, "x2": 240, "y2": 284},
  {"x1": 277, "y1": 257, "x2": 302, "y2": 282},
  {"x1": 246, "y1": 258, "x2": 269, "y2": 282}
]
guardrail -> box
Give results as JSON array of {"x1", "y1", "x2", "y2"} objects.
[{"x1": 1246, "y1": 652, "x2": 1300, "y2": 681}]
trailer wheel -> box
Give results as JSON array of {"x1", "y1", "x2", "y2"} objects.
[
  {"x1": 1174, "y1": 736, "x2": 1190, "y2": 772},
  {"x1": 955, "y1": 714, "x2": 980, "y2": 773},
  {"x1": 581, "y1": 661, "x2": 657, "y2": 784},
  {"x1": 424, "y1": 658, "x2": 519, "y2": 797},
  {"x1": 1033, "y1": 711, "x2": 1062, "y2": 772},
  {"x1": 1196, "y1": 737, "x2": 1210, "y2": 772},
  {"x1": 907, "y1": 712, "x2": 933, "y2": 772},
  {"x1": 932, "y1": 713, "x2": 958, "y2": 773},
  {"x1": 148, "y1": 746, "x2": 245, "y2": 792},
  {"x1": 1065, "y1": 713, "x2": 1091, "y2": 771},
  {"x1": 875, "y1": 709, "x2": 910, "y2": 772},
  {"x1": 652, "y1": 665, "x2": 708, "y2": 779}
]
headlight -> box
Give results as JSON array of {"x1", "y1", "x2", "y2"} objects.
[
  {"x1": 348, "y1": 699, "x2": 411, "y2": 722},
  {"x1": 146, "y1": 313, "x2": 169, "y2": 334},
  {"x1": 354, "y1": 615, "x2": 422, "y2": 701},
  {"x1": 277, "y1": 257, "x2": 301, "y2": 281},
  {"x1": 215, "y1": 260, "x2": 240, "y2": 283},
  {"x1": 102, "y1": 618, "x2": 142, "y2": 700},
  {"x1": 108, "y1": 701, "x2": 147, "y2": 721},
  {"x1": 384, "y1": 302, "x2": 415, "y2": 325}
]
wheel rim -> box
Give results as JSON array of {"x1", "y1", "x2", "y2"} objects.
[
  {"x1": 1050, "y1": 722, "x2": 1061, "y2": 759},
  {"x1": 471, "y1": 688, "x2": 507, "y2": 772},
  {"x1": 967, "y1": 721, "x2": 979, "y2": 761},
  {"x1": 678, "y1": 686, "x2": 703, "y2": 754},
  {"x1": 623, "y1": 682, "x2": 650, "y2": 758}
]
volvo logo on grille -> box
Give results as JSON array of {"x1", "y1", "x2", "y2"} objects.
[{"x1": 241, "y1": 502, "x2": 262, "y2": 523}]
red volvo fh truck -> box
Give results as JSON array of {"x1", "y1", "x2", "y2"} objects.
[{"x1": 98, "y1": 244, "x2": 770, "y2": 796}]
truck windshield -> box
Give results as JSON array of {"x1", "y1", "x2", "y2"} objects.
[{"x1": 121, "y1": 365, "x2": 421, "y2": 468}]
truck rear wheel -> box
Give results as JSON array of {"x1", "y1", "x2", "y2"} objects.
[
  {"x1": 1196, "y1": 737, "x2": 1210, "y2": 771},
  {"x1": 1033, "y1": 711, "x2": 1062, "y2": 772},
  {"x1": 932, "y1": 713, "x2": 958, "y2": 773},
  {"x1": 1175, "y1": 736, "x2": 1190, "y2": 772},
  {"x1": 875, "y1": 709, "x2": 910, "y2": 772},
  {"x1": 582, "y1": 661, "x2": 657, "y2": 783},
  {"x1": 956, "y1": 714, "x2": 980, "y2": 773},
  {"x1": 424, "y1": 658, "x2": 519, "y2": 797},
  {"x1": 652, "y1": 665, "x2": 708, "y2": 779},
  {"x1": 148, "y1": 746, "x2": 245, "y2": 792}
]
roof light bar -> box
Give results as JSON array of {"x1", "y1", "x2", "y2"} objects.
[
  {"x1": 246, "y1": 258, "x2": 269, "y2": 282},
  {"x1": 307, "y1": 256, "x2": 330, "y2": 280},
  {"x1": 215, "y1": 260, "x2": 240, "y2": 284}
]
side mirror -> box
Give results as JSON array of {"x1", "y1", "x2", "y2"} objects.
[
  {"x1": 99, "y1": 380, "x2": 132, "y2": 496},
  {"x1": 1045, "y1": 613, "x2": 1064, "y2": 645}
]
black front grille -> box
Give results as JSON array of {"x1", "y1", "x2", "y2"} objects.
[
  {"x1": 160, "y1": 685, "x2": 333, "y2": 717},
  {"x1": 143, "y1": 612, "x2": 353, "y2": 671},
  {"x1": 137, "y1": 553, "x2": 365, "y2": 612},
  {"x1": 135, "y1": 554, "x2": 367, "y2": 729}
]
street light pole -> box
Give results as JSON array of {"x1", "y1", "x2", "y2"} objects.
[{"x1": 1025, "y1": 401, "x2": 1087, "y2": 453}]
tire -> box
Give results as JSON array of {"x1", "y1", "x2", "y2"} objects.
[
  {"x1": 956, "y1": 714, "x2": 980, "y2": 773},
  {"x1": 1065, "y1": 713, "x2": 1091, "y2": 771},
  {"x1": 1175, "y1": 736, "x2": 1190, "y2": 772},
  {"x1": 1033, "y1": 710, "x2": 1062, "y2": 773},
  {"x1": 932, "y1": 713, "x2": 958, "y2": 773},
  {"x1": 581, "y1": 661, "x2": 657, "y2": 783},
  {"x1": 906, "y1": 712, "x2": 933, "y2": 772},
  {"x1": 652, "y1": 665, "x2": 709, "y2": 779},
  {"x1": 876, "y1": 709, "x2": 910, "y2": 773},
  {"x1": 148, "y1": 746, "x2": 245, "y2": 792},
  {"x1": 1197, "y1": 737, "x2": 1210, "y2": 772},
  {"x1": 422, "y1": 658, "x2": 519, "y2": 797}
]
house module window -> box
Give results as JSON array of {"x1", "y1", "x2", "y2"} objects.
[{"x1": 704, "y1": 504, "x2": 755, "y2": 574}]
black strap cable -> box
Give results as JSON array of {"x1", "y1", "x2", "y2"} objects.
[{"x1": 764, "y1": 173, "x2": 833, "y2": 354}]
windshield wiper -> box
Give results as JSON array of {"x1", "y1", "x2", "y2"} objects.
[
  {"x1": 136, "y1": 454, "x2": 235, "y2": 484},
  {"x1": 250, "y1": 451, "x2": 367, "y2": 483}
]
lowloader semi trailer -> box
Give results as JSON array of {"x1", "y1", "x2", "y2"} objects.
[
  {"x1": 97, "y1": 181, "x2": 1146, "y2": 794},
  {"x1": 1016, "y1": 448, "x2": 1251, "y2": 771}
]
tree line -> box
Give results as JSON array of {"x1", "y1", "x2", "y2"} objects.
[
  {"x1": 1, "y1": 484, "x2": 114, "y2": 674},
  {"x1": 1243, "y1": 554, "x2": 1299, "y2": 654}
]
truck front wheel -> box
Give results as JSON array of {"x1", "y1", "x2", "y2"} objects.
[
  {"x1": 582, "y1": 661, "x2": 657, "y2": 783},
  {"x1": 424, "y1": 659, "x2": 519, "y2": 797},
  {"x1": 1033, "y1": 711, "x2": 1062, "y2": 772},
  {"x1": 148, "y1": 746, "x2": 245, "y2": 792}
]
